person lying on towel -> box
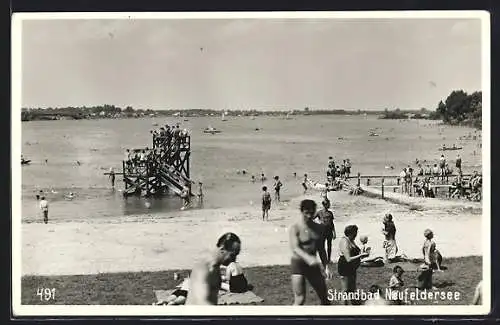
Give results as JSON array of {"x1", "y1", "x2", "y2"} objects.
[
  {"x1": 156, "y1": 278, "x2": 190, "y2": 305},
  {"x1": 358, "y1": 236, "x2": 384, "y2": 267},
  {"x1": 220, "y1": 258, "x2": 250, "y2": 293}
]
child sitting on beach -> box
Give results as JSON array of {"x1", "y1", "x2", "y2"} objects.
[
  {"x1": 155, "y1": 277, "x2": 190, "y2": 305},
  {"x1": 389, "y1": 266, "x2": 405, "y2": 289},
  {"x1": 220, "y1": 259, "x2": 250, "y2": 293},
  {"x1": 359, "y1": 236, "x2": 384, "y2": 267}
]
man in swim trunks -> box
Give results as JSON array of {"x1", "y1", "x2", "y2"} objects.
[
  {"x1": 186, "y1": 232, "x2": 242, "y2": 305},
  {"x1": 289, "y1": 199, "x2": 332, "y2": 305},
  {"x1": 315, "y1": 199, "x2": 336, "y2": 262}
]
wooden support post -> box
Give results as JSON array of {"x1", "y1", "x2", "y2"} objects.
[
  {"x1": 397, "y1": 178, "x2": 400, "y2": 186},
  {"x1": 366, "y1": 178, "x2": 370, "y2": 186},
  {"x1": 357, "y1": 173, "x2": 361, "y2": 187},
  {"x1": 381, "y1": 178, "x2": 385, "y2": 199}
]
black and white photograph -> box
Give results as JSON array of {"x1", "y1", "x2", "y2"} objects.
[{"x1": 12, "y1": 11, "x2": 490, "y2": 316}]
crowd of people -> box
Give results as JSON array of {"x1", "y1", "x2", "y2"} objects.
[
  {"x1": 151, "y1": 124, "x2": 190, "y2": 149},
  {"x1": 449, "y1": 171, "x2": 483, "y2": 201},
  {"x1": 122, "y1": 124, "x2": 191, "y2": 176},
  {"x1": 395, "y1": 154, "x2": 482, "y2": 201},
  {"x1": 326, "y1": 157, "x2": 352, "y2": 183},
  {"x1": 165, "y1": 197, "x2": 457, "y2": 306}
]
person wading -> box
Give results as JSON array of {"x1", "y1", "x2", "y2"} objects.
[{"x1": 39, "y1": 196, "x2": 49, "y2": 224}]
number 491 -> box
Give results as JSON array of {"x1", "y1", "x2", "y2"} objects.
[{"x1": 36, "y1": 288, "x2": 55, "y2": 301}]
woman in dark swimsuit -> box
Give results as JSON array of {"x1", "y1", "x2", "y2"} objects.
[
  {"x1": 338, "y1": 225, "x2": 368, "y2": 305},
  {"x1": 289, "y1": 199, "x2": 332, "y2": 305}
]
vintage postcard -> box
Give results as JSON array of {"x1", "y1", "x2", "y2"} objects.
[{"x1": 12, "y1": 11, "x2": 490, "y2": 316}]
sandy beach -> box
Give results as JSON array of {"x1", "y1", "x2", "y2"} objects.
[{"x1": 22, "y1": 190, "x2": 482, "y2": 276}]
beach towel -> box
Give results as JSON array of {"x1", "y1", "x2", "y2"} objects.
[{"x1": 154, "y1": 289, "x2": 264, "y2": 305}]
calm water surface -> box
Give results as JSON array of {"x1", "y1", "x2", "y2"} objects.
[{"x1": 20, "y1": 115, "x2": 482, "y2": 222}]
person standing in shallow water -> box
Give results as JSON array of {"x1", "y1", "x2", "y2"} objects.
[
  {"x1": 39, "y1": 196, "x2": 49, "y2": 224},
  {"x1": 197, "y1": 181, "x2": 204, "y2": 207},
  {"x1": 109, "y1": 167, "x2": 116, "y2": 188},
  {"x1": 261, "y1": 186, "x2": 271, "y2": 221},
  {"x1": 289, "y1": 199, "x2": 332, "y2": 305},
  {"x1": 273, "y1": 176, "x2": 283, "y2": 203}
]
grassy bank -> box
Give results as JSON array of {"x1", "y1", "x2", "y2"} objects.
[{"x1": 21, "y1": 256, "x2": 481, "y2": 306}]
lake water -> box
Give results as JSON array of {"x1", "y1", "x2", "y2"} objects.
[{"x1": 20, "y1": 115, "x2": 482, "y2": 222}]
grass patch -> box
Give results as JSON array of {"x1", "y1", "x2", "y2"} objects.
[{"x1": 22, "y1": 256, "x2": 481, "y2": 305}]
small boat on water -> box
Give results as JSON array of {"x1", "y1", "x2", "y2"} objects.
[
  {"x1": 203, "y1": 127, "x2": 221, "y2": 134},
  {"x1": 183, "y1": 119, "x2": 189, "y2": 122},
  {"x1": 439, "y1": 145, "x2": 462, "y2": 151},
  {"x1": 221, "y1": 112, "x2": 227, "y2": 122},
  {"x1": 152, "y1": 122, "x2": 159, "y2": 126},
  {"x1": 21, "y1": 158, "x2": 31, "y2": 165},
  {"x1": 369, "y1": 132, "x2": 379, "y2": 137}
]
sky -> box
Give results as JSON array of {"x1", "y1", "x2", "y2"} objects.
[{"x1": 20, "y1": 17, "x2": 483, "y2": 111}]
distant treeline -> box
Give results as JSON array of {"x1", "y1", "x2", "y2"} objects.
[
  {"x1": 379, "y1": 108, "x2": 430, "y2": 120},
  {"x1": 21, "y1": 106, "x2": 385, "y2": 121},
  {"x1": 378, "y1": 89, "x2": 482, "y2": 129},
  {"x1": 21, "y1": 91, "x2": 481, "y2": 129},
  {"x1": 433, "y1": 90, "x2": 482, "y2": 129}
]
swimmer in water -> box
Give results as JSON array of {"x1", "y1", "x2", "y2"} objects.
[
  {"x1": 289, "y1": 199, "x2": 332, "y2": 305},
  {"x1": 251, "y1": 175, "x2": 256, "y2": 183},
  {"x1": 64, "y1": 192, "x2": 75, "y2": 200},
  {"x1": 186, "y1": 232, "x2": 242, "y2": 305}
]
